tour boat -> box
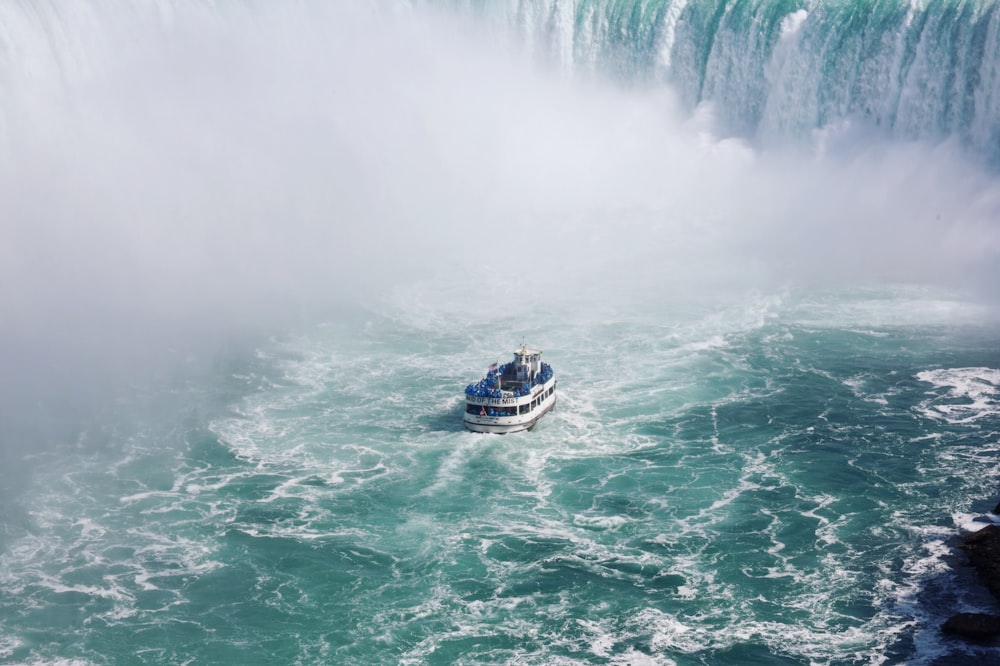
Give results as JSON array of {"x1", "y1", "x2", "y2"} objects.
[{"x1": 463, "y1": 345, "x2": 556, "y2": 433}]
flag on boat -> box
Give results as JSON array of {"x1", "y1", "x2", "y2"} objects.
[{"x1": 488, "y1": 362, "x2": 498, "y2": 372}]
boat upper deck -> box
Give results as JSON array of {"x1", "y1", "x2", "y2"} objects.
[{"x1": 465, "y1": 346, "x2": 554, "y2": 401}]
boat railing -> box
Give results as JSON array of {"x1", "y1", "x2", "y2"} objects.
[{"x1": 465, "y1": 362, "x2": 554, "y2": 399}]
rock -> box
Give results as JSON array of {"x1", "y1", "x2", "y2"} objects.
[
  {"x1": 962, "y1": 524, "x2": 1000, "y2": 602},
  {"x1": 942, "y1": 613, "x2": 1000, "y2": 640},
  {"x1": 993, "y1": 501, "x2": 1000, "y2": 515}
]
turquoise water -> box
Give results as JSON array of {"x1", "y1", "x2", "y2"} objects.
[
  {"x1": 3, "y1": 1, "x2": 1000, "y2": 664},
  {"x1": 3, "y1": 284, "x2": 1000, "y2": 664},
  {"x1": 452, "y1": 0, "x2": 1000, "y2": 162}
]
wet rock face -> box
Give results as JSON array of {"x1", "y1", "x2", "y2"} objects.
[
  {"x1": 962, "y1": 524, "x2": 1000, "y2": 602},
  {"x1": 942, "y1": 613, "x2": 1000, "y2": 641},
  {"x1": 942, "y1": 525, "x2": 1000, "y2": 642}
]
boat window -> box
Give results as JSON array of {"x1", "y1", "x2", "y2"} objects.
[{"x1": 468, "y1": 403, "x2": 520, "y2": 417}]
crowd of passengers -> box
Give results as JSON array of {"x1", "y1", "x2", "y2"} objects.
[{"x1": 465, "y1": 362, "x2": 554, "y2": 399}]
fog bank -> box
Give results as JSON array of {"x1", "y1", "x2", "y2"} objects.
[{"x1": 2, "y1": 0, "x2": 999, "y2": 426}]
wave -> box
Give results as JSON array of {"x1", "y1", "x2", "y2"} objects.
[{"x1": 916, "y1": 366, "x2": 1000, "y2": 424}]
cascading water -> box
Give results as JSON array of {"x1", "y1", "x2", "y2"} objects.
[
  {"x1": 2, "y1": 1, "x2": 1000, "y2": 665},
  {"x1": 437, "y1": 0, "x2": 1000, "y2": 161}
]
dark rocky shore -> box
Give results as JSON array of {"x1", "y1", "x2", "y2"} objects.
[{"x1": 943, "y1": 520, "x2": 1000, "y2": 641}]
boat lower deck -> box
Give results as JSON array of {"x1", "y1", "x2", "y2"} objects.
[{"x1": 463, "y1": 394, "x2": 556, "y2": 434}]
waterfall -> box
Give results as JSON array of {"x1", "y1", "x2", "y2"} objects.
[{"x1": 433, "y1": 0, "x2": 1000, "y2": 161}]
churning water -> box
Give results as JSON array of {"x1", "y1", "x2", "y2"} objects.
[
  {"x1": 4, "y1": 283, "x2": 1000, "y2": 664},
  {"x1": 2, "y1": 1, "x2": 1000, "y2": 665}
]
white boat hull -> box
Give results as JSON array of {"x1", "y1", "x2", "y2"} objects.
[{"x1": 463, "y1": 377, "x2": 557, "y2": 434}]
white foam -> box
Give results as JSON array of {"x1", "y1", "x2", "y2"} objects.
[
  {"x1": 0, "y1": 637, "x2": 21, "y2": 661},
  {"x1": 610, "y1": 648, "x2": 676, "y2": 666},
  {"x1": 953, "y1": 511, "x2": 1000, "y2": 532},
  {"x1": 571, "y1": 514, "x2": 634, "y2": 531},
  {"x1": 577, "y1": 618, "x2": 616, "y2": 658},
  {"x1": 780, "y1": 10, "x2": 809, "y2": 40},
  {"x1": 418, "y1": 435, "x2": 481, "y2": 496},
  {"x1": 680, "y1": 335, "x2": 728, "y2": 352},
  {"x1": 916, "y1": 367, "x2": 1000, "y2": 423},
  {"x1": 842, "y1": 374, "x2": 889, "y2": 405}
]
